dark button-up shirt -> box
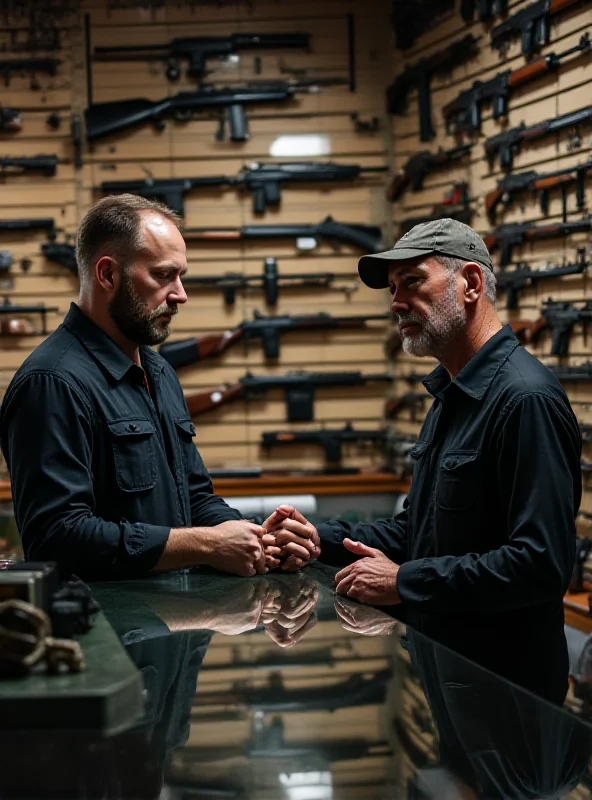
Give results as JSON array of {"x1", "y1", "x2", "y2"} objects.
[
  {"x1": 318, "y1": 326, "x2": 582, "y2": 697},
  {"x1": 0, "y1": 304, "x2": 241, "y2": 580}
]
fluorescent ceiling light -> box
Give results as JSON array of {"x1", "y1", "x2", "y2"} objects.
[{"x1": 270, "y1": 135, "x2": 331, "y2": 158}]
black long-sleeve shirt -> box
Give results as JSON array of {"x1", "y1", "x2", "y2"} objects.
[
  {"x1": 317, "y1": 326, "x2": 582, "y2": 696},
  {"x1": 0, "y1": 303, "x2": 241, "y2": 580}
]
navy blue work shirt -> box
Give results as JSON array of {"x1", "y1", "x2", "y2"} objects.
[
  {"x1": 317, "y1": 325, "x2": 582, "y2": 699},
  {"x1": 0, "y1": 303, "x2": 241, "y2": 580}
]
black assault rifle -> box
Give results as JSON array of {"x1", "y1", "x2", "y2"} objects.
[
  {"x1": 443, "y1": 34, "x2": 590, "y2": 135},
  {"x1": 261, "y1": 423, "x2": 391, "y2": 463},
  {"x1": 0, "y1": 218, "x2": 56, "y2": 239},
  {"x1": 101, "y1": 161, "x2": 387, "y2": 217},
  {"x1": 85, "y1": 78, "x2": 345, "y2": 143},
  {"x1": 495, "y1": 248, "x2": 589, "y2": 309},
  {"x1": 159, "y1": 311, "x2": 390, "y2": 365},
  {"x1": 485, "y1": 157, "x2": 592, "y2": 222},
  {"x1": 548, "y1": 362, "x2": 592, "y2": 382},
  {"x1": 531, "y1": 299, "x2": 592, "y2": 357},
  {"x1": 490, "y1": 0, "x2": 585, "y2": 56},
  {"x1": 182, "y1": 216, "x2": 384, "y2": 253},
  {"x1": 386, "y1": 34, "x2": 480, "y2": 142},
  {"x1": 0, "y1": 154, "x2": 58, "y2": 177},
  {"x1": 180, "y1": 257, "x2": 356, "y2": 305},
  {"x1": 0, "y1": 57, "x2": 61, "y2": 87},
  {"x1": 94, "y1": 32, "x2": 310, "y2": 82},
  {"x1": 483, "y1": 105, "x2": 592, "y2": 170},
  {"x1": 484, "y1": 217, "x2": 592, "y2": 267},
  {"x1": 387, "y1": 144, "x2": 472, "y2": 202},
  {"x1": 185, "y1": 370, "x2": 392, "y2": 422}
]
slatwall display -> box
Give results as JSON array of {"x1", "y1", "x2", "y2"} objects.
[
  {"x1": 0, "y1": 0, "x2": 394, "y2": 476},
  {"x1": 0, "y1": 0, "x2": 590, "y2": 485},
  {"x1": 388, "y1": 0, "x2": 592, "y2": 528}
]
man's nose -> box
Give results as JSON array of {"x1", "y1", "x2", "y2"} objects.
[
  {"x1": 169, "y1": 275, "x2": 188, "y2": 304},
  {"x1": 390, "y1": 294, "x2": 410, "y2": 314}
]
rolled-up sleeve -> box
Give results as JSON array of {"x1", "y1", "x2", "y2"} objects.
[
  {"x1": 0, "y1": 372, "x2": 170, "y2": 579},
  {"x1": 396, "y1": 392, "x2": 581, "y2": 612}
]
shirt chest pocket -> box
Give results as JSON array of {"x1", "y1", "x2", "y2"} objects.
[
  {"x1": 175, "y1": 418, "x2": 197, "y2": 470},
  {"x1": 436, "y1": 450, "x2": 481, "y2": 511},
  {"x1": 107, "y1": 418, "x2": 157, "y2": 492}
]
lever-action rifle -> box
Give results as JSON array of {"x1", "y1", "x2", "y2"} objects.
[
  {"x1": 484, "y1": 104, "x2": 592, "y2": 170},
  {"x1": 529, "y1": 298, "x2": 592, "y2": 357},
  {"x1": 491, "y1": 0, "x2": 585, "y2": 56},
  {"x1": 0, "y1": 154, "x2": 58, "y2": 177},
  {"x1": 0, "y1": 108, "x2": 21, "y2": 132},
  {"x1": 185, "y1": 370, "x2": 392, "y2": 422},
  {"x1": 0, "y1": 297, "x2": 58, "y2": 336},
  {"x1": 386, "y1": 34, "x2": 480, "y2": 142},
  {"x1": 94, "y1": 32, "x2": 310, "y2": 82},
  {"x1": 495, "y1": 248, "x2": 589, "y2": 309},
  {"x1": 0, "y1": 218, "x2": 56, "y2": 239},
  {"x1": 41, "y1": 242, "x2": 78, "y2": 275},
  {"x1": 387, "y1": 144, "x2": 472, "y2": 202},
  {"x1": 399, "y1": 181, "x2": 472, "y2": 233},
  {"x1": 159, "y1": 310, "x2": 390, "y2": 365},
  {"x1": 484, "y1": 217, "x2": 592, "y2": 267},
  {"x1": 548, "y1": 361, "x2": 592, "y2": 382},
  {"x1": 443, "y1": 34, "x2": 590, "y2": 135},
  {"x1": 261, "y1": 423, "x2": 389, "y2": 463},
  {"x1": 180, "y1": 256, "x2": 356, "y2": 305},
  {"x1": 85, "y1": 78, "x2": 344, "y2": 143},
  {"x1": 182, "y1": 215, "x2": 384, "y2": 253},
  {"x1": 0, "y1": 57, "x2": 61, "y2": 87},
  {"x1": 101, "y1": 161, "x2": 387, "y2": 217},
  {"x1": 485, "y1": 157, "x2": 592, "y2": 222}
]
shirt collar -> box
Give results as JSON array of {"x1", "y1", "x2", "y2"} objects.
[
  {"x1": 423, "y1": 324, "x2": 520, "y2": 401},
  {"x1": 63, "y1": 303, "x2": 164, "y2": 382}
]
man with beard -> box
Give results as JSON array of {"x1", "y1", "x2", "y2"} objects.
[
  {"x1": 267, "y1": 219, "x2": 582, "y2": 703},
  {"x1": 0, "y1": 195, "x2": 295, "y2": 580}
]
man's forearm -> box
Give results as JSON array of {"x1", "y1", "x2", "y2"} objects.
[{"x1": 152, "y1": 526, "x2": 214, "y2": 572}]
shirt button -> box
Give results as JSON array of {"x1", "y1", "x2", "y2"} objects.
[
  {"x1": 128, "y1": 423, "x2": 139, "y2": 432},
  {"x1": 189, "y1": 424, "x2": 196, "y2": 435}
]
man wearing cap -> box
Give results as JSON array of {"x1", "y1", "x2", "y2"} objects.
[{"x1": 266, "y1": 219, "x2": 582, "y2": 703}]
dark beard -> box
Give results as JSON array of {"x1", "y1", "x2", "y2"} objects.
[{"x1": 108, "y1": 271, "x2": 175, "y2": 346}]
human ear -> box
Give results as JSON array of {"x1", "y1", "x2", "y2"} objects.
[{"x1": 463, "y1": 262, "x2": 483, "y2": 304}]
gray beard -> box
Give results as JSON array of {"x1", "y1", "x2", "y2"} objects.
[
  {"x1": 108, "y1": 271, "x2": 176, "y2": 346},
  {"x1": 399, "y1": 280, "x2": 467, "y2": 359}
]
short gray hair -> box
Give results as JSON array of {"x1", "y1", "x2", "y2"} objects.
[
  {"x1": 435, "y1": 254, "x2": 497, "y2": 304},
  {"x1": 75, "y1": 194, "x2": 181, "y2": 285}
]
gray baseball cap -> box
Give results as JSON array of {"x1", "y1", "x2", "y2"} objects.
[{"x1": 358, "y1": 218, "x2": 494, "y2": 290}]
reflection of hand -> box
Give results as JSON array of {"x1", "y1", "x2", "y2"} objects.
[
  {"x1": 260, "y1": 579, "x2": 319, "y2": 647},
  {"x1": 262, "y1": 505, "x2": 321, "y2": 572},
  {"x1": 335, "y1": 539, "x2": 401, "y2": 605},
  {"x1": 206, "y1": 520, "x2": 266, "y2": 576},
  {"x1": 335, "y1": 596, "x2": 397, "y2": 637},
  {"x1": 206, "y1": 580, "x2": 269, "y2": 635}
]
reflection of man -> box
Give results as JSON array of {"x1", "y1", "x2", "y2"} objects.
[
  {"x1": 0, "y1": 195, "x2": 285, "y2": 580},
  {"x1": 266, "y1": 219, "x2": 582, "y2": 703}
]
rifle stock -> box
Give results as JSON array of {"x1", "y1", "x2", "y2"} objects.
[{"x1": 185, "y1": 383, "x2": 245, "y2": 415}]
